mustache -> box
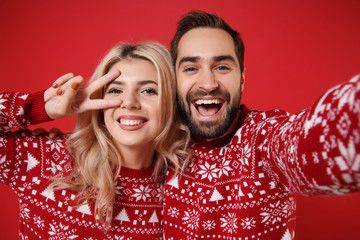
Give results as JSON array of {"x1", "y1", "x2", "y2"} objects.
[{"x1": 186, "y1": 89, "x2": 231, "y2": 103}]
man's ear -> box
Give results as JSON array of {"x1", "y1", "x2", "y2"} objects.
[{"x1": 241, "y1": 67, "x2": 246, "y2": 92}]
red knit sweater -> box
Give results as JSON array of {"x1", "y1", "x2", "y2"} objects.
[
  {"x1": 0, "y1": 91, "x2": 163, "y2": 239},
  {"x1": 163, "y1": 75, "x2": 360, "y2": 240}
]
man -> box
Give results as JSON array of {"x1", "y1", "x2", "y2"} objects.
[{"x1": 163, "y1": 11, "x2": 360, "y2": 239}]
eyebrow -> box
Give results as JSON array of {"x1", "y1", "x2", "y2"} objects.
[
  {"x1": 178, "y1": 56, "x2": 200, "y2": 68},
  {"x1": 177, "y1": 55, "x2": 237, "y2": 69},
  {"x1": 107, "y1": 80, "x2": 158, "y2": 86},
  {"x1": 213, "y1": 55, "x2": 236, "y2": 63}
]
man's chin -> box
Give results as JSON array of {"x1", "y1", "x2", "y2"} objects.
[
  {"x1": 187, "y1": 105, "x2": 240, "y2": 140},
  {"x1": 179, "y1": 99, "x2": 241, "y2": 139},
  {"x1": 188, "y1": 119, "x2": 228, "y2": 140}
]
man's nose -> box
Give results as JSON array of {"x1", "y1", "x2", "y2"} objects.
[{"x1": 197, "y1": 70, "x2": 219, "y2": 92}]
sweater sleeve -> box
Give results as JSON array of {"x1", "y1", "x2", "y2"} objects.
[
  {"x1": 260, "y1": 74, "x2": 360, "y2": 195},
  {"x1": 0, "y1": 91, "x2": 63, "y2": 188},
  {"x1": 0, "y1": 91, "x2": 52, "y2": 131}
]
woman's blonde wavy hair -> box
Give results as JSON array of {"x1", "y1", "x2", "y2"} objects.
[{"x1": 52, "y1": 42, "x2": 191, "y2": 228}]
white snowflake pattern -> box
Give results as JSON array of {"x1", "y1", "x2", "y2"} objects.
[
  {"x1": 153, "y1": 184, "x2": 163, "y2": 199},
  {"x1": 187, "y1": 158, "x2": 197, "y2": 173},
  {"x1": 202, "y1": 220, "x2": 216, "y2": 230},
  {"x1": 46, "y1": 138, "x2": 64, "y2": 152},
  {"x1": 46, "y1": 160, "x2": 64, "y2": 175},
  {"x1": 19, "y1": 204, "x2": 30, "y2": 220},
  {"x1": 182, "y1": 208, "x2": 200, "y2": 230},
  {"x1": 197, "y1": 162, "x2": 219, "y2": 181},
  {"x1": 48, "y1": 221, "x2": 78, "y2": 239},
  {"x1": 34, "y1": 215, "x2": 45, "y2": 230},
  {"x1": 167, "y1": 206, "x2": 180, "y2": 218},
  {"x1": 218, "y1": 159, "x2": 232, "y2": 178},
  {"x1": 114, "y1": 181, "x2": 123, "y2": 195},
  {"x1": 240, "y1": 143, "x2": 251, "y2": 165},
  {"x1": 131, "y1": 185, "x2": 151, "y2": 201},
  {"x1": 220, "y1": 212, "x2": 238, "y2": 234},
  {"x1": 260, "y1": 200, "x2": 288, "y2": 225},
  {"x1": 337, "y1": 132, "x2": 360, "y2": 174},
  {"x1": 336, "y1": 112, "x2": 351, "y2": 138},
  {"x1": 240, "y1": 217, "x2": 256, "y2": 230}
]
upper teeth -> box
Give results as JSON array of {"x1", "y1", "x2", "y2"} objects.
[
  {"x1": 120, "y1": 119, "x2": 143, "y2": 126},
  {"x1": 195, "y1": 99, "x2": 222, "y2": 105}
]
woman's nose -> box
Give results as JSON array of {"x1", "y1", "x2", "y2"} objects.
[{"x1": 120, "y1": 94, "x2": 141, "y2": 110}]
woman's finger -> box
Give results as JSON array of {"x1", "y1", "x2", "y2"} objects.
[
  {"x1": 83, "y1": 98, "x2": 123, "y2": 111},
  {"x1": 45, "y1": 73, "x2": 76, "y2": 102},
  {"x1": 55, "y1": 76, "x2": 84, "y2": 114},
  {"x1": 52, "y1": 73, "x2": 75, "y2": 88},
  {"x1": 85, "y1": 70, "x2": 121, "y2": 94}
]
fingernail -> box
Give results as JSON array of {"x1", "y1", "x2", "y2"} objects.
[
  {"x1": 56, "y1": 89, "x2": 63, "y2": 95},
  {"x1": 52, "y1": 83, "x2": 58, "y2": 88},
  {"x1": 71, "y1": 82, "x2": 79, "y2": 90}
]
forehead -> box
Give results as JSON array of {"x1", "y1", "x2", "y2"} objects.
[
  {"x1": 176, "y1": 27, "x2": 237, "y2": 65},
  {"x1": 109, "y1": 58, "x2": 158, "y2": 82}
]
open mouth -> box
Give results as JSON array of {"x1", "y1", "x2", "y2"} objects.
[{"x1": 194, "y1": 98, "x2": 223, "y2": 116}]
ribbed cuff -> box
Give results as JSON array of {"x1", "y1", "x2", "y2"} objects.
[{"x1": 25, "y1": 90, "x2": 52, "y2": 125}]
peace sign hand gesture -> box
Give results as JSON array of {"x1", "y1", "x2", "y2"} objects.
[{"x1": 44, "y1": 70, "x2": 122, "y2": 120}]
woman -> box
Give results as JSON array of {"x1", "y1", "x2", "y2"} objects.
[{"x1": 0, "y1": 42, "x2": 190, "y2": 239}]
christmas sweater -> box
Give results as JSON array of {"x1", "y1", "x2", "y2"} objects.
[
  {"x1": 0, "y1": 91, "x2": 164, "y2": 240},
  {"x1": 163, "y1": 75, "x2": 360, "y2": 240}
]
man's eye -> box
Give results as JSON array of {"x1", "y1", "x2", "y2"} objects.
[
  {"x1": 106, "y1": 88, "x2": 122, "y2": 94},
  {"x1": 184, "y1": 67, "x2": 197, "y2": 72},
  {"x1": 216, "y1": 65, "x2": 230, "y2": 71},
  {"x1": 141, "y1": 88, "x2": 158, "y2": 95}
]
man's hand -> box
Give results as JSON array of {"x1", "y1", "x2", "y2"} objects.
[
  {"x1": 44, "y1": 70, "x2": 122, "y2": 119},
  {"x1": 31, "y1": 127, "x2": 64, "y2": 139}
]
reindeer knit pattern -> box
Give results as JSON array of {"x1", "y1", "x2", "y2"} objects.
[
  {"x1": 163, "y1": 75, "x2": 360, "y2": 240},
  {"x1": 0, "y1": 91, "x2": 163, "y2": 240}
]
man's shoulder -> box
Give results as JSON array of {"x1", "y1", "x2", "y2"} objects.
[{"x1": 240, "y1": 105, "x2": 290, "y2": 125}]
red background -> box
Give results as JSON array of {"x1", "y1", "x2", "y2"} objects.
[{"x1": 0, "y1": 0, "x2": 359, "y2": 239}]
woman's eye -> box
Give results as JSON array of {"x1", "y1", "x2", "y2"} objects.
[
  {"x1": 141, "y1": 88, "x2": 158, "y2": 95},
  {"x1": 106, "y1": 88, "x2": 122, "y2": 94}
]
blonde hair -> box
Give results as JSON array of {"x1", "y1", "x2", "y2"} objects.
[{"x1": 52, "y1": 42, "x2": 191, "y2": 227}]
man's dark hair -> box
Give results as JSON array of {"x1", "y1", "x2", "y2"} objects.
[{"x1": 170, "y1": 10, "x2": 245, "y2": 73}]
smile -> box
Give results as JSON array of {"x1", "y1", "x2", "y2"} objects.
[
  {"x1": 117, "y1": 116, "x2": 148, "y2": 130},
  {"x1": 193, "y1": 98, "x2": 224, "y2": 116},
  {"x1": 120, "y1": 119, "x2": 145, "y2": 126}
]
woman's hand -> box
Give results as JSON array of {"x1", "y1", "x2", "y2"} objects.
[{"x1": 44, "y1": 70, "x2": 122, "y2": 119}]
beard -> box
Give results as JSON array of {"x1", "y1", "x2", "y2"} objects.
[{"x1": 177, "y1": 88, "x2": 242, "y2": 140}]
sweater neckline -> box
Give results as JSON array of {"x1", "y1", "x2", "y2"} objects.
[{"x1": 119, "y1": 165, "x2": 153, "y2": 178}]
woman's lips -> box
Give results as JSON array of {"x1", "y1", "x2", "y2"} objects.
[{"x1": 117, "y1": 115, "x2": 148, "y2": 131}]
